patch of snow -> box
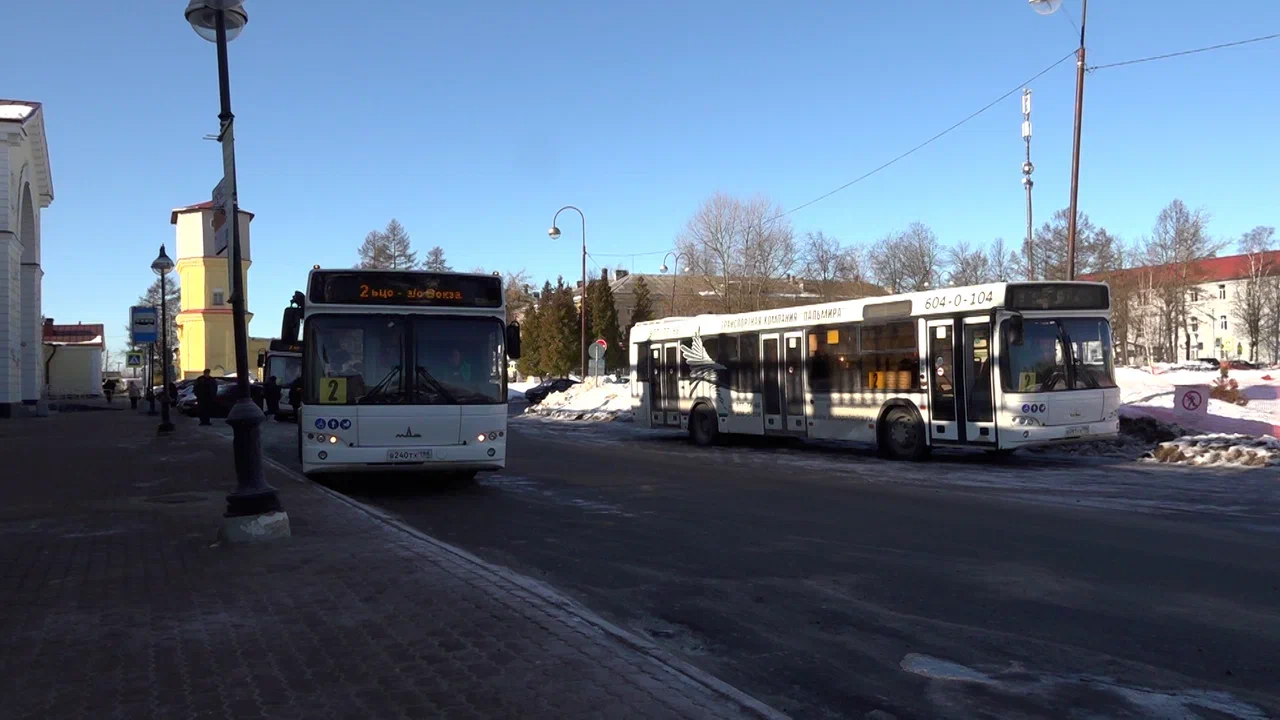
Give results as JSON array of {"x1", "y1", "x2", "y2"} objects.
[
  {"x1": 1147, "y1": 433, "x2": 1280, "y2": 468},
  {"x1": 524, "y1": 378, "x2": 634, "y2": 422},
  {"x1": 507, "y1": 380, "x2": 538, "y2": 402}
]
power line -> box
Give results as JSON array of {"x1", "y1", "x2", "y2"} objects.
[
  {"x1": 769, "y1": 49, "x2": 1078, "y2": 221},
  {"x1": 589, "y1": 249, "x2": 671, "y2": 258},
  {"x1": 1089, "y1": 32, "x2": 1280, "y2": 72}
]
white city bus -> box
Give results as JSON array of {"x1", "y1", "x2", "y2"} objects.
[
  {"x1": 286, "y1": 268, "x2": 521, "y2": 478},
  {"x1": 628, "y1": 281, "x2": 1120, "y2": 459},
  {"x1": 257, "y1": 339, "x2": 302, "y2": 420}
]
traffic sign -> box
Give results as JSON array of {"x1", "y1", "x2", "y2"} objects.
[
  {"x1": 130, "y1": 306, "x2": 158, "y2": 344},
  {"x1": 594, "y1": 338, "x2": 607, "y2": 349},
  {"x1": 588, "y1": 342, "x2": 606, "y2": 361},
  {"x1": 125, "y1": 351, "x2": 144, "y2": 368},
  {"x1": 212, "y1": 178, "x2": 231, "y2": 256}
]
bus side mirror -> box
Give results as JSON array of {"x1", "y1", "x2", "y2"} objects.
[
  {"x1": 281, "y1": 306, "x2": 302, "y2": 343},
  {"x1": 1009, "y1": 314, "x2": 1025, "y2": 346},
  {"x1": 506, "y1": 322, "x2": 522, "y2": 360},
  {"x1": 256, "y1": 349, "x2": 266, "y2": 369}
]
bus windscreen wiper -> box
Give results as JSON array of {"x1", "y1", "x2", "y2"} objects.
[
  {"x1": 415, "y1": 366, "x2": 457, "y2": 403},
  {"x1": 357, "y1": 365, "x2": 402, "y2": 403}
]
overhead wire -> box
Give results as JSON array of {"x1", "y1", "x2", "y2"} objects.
[{"x1": 1088, "y1": 32, "x2": 1280, "y2": 72}]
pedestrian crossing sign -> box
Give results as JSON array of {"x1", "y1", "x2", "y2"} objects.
[{"x1": 126, "y1": 351, "x2": 144, "y2": 368}]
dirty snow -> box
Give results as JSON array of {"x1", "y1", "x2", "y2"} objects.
[
  {"x1": 523, "y1": 379, "x2": 634, "y2": 421},
  {"x1": 1148, "y1": 433, "x2": 1280, "y2": 468}
]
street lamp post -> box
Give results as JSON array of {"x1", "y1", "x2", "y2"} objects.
[
  {"x1": 1030, "y1": 0, "x2": 1087, "y2": 280},
  {"x1": 185, "y1": 0, "x2": 284, "y2": 523},
  {"x1": 146, "y1": 343, "x2": 157, "y2": 415},
  {"x1": 660, "y1": 251, "x2": 686, "y2": 316},
  {"x1": 548, "y1": 206, "x2": 587, "y2": 379},
  {"x1": 151, "y1": 246, "x2": 176, "y2": 434}
]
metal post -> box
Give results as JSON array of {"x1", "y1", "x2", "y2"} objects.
[
  {"x1": 662, "y1": 251, "x2": 686, "y2": 316},
  {"x1": 158, "y1": 270, "x2": 175, "y2": 433},
  {"x1": 1021, "y1": 88, "x2": 1035, "y2": 280},
  {"x1": 147, "y1": 343, "x2": 157, "y2": 415},
  {"x1": 580, "y1": 219, "x2": 587, "y2": 381},
  {"x1": 1065, "y1": 0, "x2": 1088, "y2": 281},
  {"x1": 214, "y1": 8, "x2": 281, "y2": 518}
]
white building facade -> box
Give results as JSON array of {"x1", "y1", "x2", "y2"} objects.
[{"x1": 0, "y1": 100, "x2": 54, "y2": 417}]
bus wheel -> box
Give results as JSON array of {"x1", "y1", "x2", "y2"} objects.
[
  {"x1": 880, "y1": 406, "x2": 927, "y2": 461},
  {"x1": 690, "y1": 405, "x2": 718, "y2": 447}
]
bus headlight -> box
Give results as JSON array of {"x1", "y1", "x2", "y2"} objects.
[{"x1": 1011, "y1": 415, "x2": 1042, "y2": 427}]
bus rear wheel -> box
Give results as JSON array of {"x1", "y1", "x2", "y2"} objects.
[
  {"x1": 690, "y1": 405, "x2": 718, "y2": 447},
  {"x1": 880, "y1": 406, "x2": 927, "y2": 461}
]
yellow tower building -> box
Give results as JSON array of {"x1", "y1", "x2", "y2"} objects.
[{"x1": 169, "y1": 201, "x2": 255, "y2": 380}]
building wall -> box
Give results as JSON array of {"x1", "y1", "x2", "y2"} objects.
[
  {"x1": 173, "y1": 207, "x2": 253, "y2": 379},
  {"x1": 43, "y1": 345, "x2": 102, "y2": 397},
  {"x1": 1130, "y1": 276, "x2": 1259, "y2": 362}
]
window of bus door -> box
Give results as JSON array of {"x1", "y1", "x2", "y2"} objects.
[
  {"x1": 926, "y1": 320, "x2": 959, "y2": 441},
  {"x1": 648, "y1": 344, "x2": 663, "y2": 425},
  {"x1": 663, "y1": 343, "x2": 679, "y2": 425},
  {"x1": 761, "y1": 334, "x2": 782, "y2": 429},
  {"x1": 783, "y1": 332, "x2": 805, "y2": 431},
  {"x1": 963, "y1": 318, "x2": 995, "y2": 442}
]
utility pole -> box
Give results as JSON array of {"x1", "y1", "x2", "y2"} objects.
[{"x1": 1021, "y1": 88, "x2": 1035, "y2": 280}]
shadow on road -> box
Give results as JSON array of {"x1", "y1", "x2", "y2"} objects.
[{"x1": 313, "y1": 471, "x2": 494, "y2": 500}]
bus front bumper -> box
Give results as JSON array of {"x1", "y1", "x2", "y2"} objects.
[
  {"x1": 302, "y1": 442, "x2": 506, "y2": 474},
  {"x1": 999, "y1": 417, "x2": 1120, "y2": 449}
]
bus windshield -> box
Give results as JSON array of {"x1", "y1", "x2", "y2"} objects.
[
  {"x1": 1001, "y1": 317, "x2": 1116, "y2": 393},
  {"x1": 265, "y1": 354, "x2": 301, "y2": 387},
  {"x1": 306, "y1": 314, "x2": 506, "y2": 405}
]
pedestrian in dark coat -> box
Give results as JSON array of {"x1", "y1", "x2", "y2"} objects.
[{"x1": 195, "y1": 369, "x2": 217, "y2": 426}]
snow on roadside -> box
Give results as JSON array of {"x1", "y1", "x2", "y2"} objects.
[
  {"x1": 507, "y1": 380, "x2": 538, "y2": 402},
  {"x1": 524, "y1": 379, "x2": 634, "y2": 421},
  {"x1": 1147, "y1": 434, "x2": 1280, "y2": 468},
  {"x1": 1115, "y1": 366, "x2": 1279, "y2": 430}
]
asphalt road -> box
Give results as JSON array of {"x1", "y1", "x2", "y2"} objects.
[{"x1": 243, "y1": 407, "x2": 1280, "y2": 720}]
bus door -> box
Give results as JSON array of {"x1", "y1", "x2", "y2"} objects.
[
  {"x1": 648, "y1": 344, "x2": 663, "y2": 425},
  {"x1": 926, "y1": 319, "x2": 961, "y2": 442},
  {"x1": 783, "y1": 331, "x2": 806, "y2": 432},
  {"x1": 663, "y1": 342, "x2": 680, "y2": 426},
  {"x1": 761, "y1": 333, "x2": 783, "y2": 431},
  {"x1": 962, "y1": 317, "x2": 996, "y2": 444}
]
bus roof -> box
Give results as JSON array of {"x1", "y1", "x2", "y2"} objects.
[{"x1": 629, "y1": 280, "x2": 1110, "y2": 341}]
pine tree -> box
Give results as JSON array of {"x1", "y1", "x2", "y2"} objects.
[
  {"x1": 588, "y1": 276, "x2": 624, "y2": 369},
  {"x1": 356, "y1": 229, "x2": 391, "y2": 269},
  {"x1": 356, "y1": 219, "x2": 419, "y2": 269},
  {"x1": 627, "y1": 275, "x2": 655, "y2": 346},
  {"x1": 424, "y1": 246, "x2": 451, "y2": 272},
  {"x1": 543, "y1": 277, "x2": 580, "y2": 377},
  {"x1": 517, "y1": 283, "x2": 551, "y2": 378},
  {"x1": 382, "y1": 219, "x2": 417, "y2": 269},
  {"x1": 136, "y1": 275, "x2": 181, "y2": 354}
]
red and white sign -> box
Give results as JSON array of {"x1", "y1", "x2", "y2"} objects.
[
  {"x1": 594, "y1": 338, "x2": 607, "y2": 349},
  {"x1": 1174, "y1": 384, "x2": 1209, "y2": 419}
]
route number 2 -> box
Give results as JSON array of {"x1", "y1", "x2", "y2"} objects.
[{"x1": 319, "y1": 376, "x2": 347, "y2": 404}]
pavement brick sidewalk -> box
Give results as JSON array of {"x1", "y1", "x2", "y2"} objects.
[{"x1": 0, "y1": 406, "x2": 782, "y2": 720}]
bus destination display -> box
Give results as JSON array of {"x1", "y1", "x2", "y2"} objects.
[
  {"x1": 1008, "y1": 283, "x2": 1109, "y2": 311},
  {"x1": 309, "y1": 271, "x2": 503, "y2": 308}
]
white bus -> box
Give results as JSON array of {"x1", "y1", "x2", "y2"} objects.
[
  {"x1": 284, "y1": 268, "x2": 521, "y2": 478},
  {"x1": 257, "y1": 339, "x2": 302, "y2": 420},
  {"x1": 628, "y1": 281, "x2": 1120, "y2": 459}
]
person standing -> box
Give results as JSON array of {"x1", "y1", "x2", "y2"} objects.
[
  {"x1": 102, "y1": 378, "x2": 115, "y2": 404},
  {"x1": 127, "y1": 380, "x2": 141, "y2": 410},
  {"x1": 195, "y1": 369, "x2": 216, "y2": 426},
  {"x1": 263, "y1": 375, "x2": 282, "y2": 418}
]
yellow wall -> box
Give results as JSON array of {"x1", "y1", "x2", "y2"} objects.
[{"x1": 175, "y1": 256, "x2": 253, "y2": 379}]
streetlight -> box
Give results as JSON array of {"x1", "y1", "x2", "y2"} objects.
[
  {"x1": 1030, "y1": 0, "x2": 1087, "y2": 280},
  {"x1": 151, "y1": 245, "x2": 176, "y2": 434},
  {"x1": 660, "y1": 251, "x2": 686, "y2": 316},
  {"x1": 185, "y1": 0, "x2": 284, "y2": 525},
  {"x1": 548, "y1": 206, "x2": 587, "y2": 379}
]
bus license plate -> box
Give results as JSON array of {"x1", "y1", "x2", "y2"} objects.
[
  {"x1": 1064, "y1": 425, "x2": 1088, "y2": 439},
  {"x1": 387, "y1": 449, "x2": 430, "y2": 462}
]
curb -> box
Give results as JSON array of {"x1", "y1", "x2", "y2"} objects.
[{"x1": 258, "y1": 453, "x2": 789, "y2": 720}]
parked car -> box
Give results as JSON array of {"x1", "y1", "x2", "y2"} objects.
[
  {"x1": 1196, "y1": 357, "x2": 1221, "y2": 369},
  {"x1": 179, "y1": 377, "x2": 264, "y2": 417},
  {"x1": 524, "y1": 378, "x2": 580, "y2": 405}
]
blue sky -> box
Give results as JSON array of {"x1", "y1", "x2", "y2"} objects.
[{"x1": 6, "y1": 0, "x2": 1278, "y2": 361}]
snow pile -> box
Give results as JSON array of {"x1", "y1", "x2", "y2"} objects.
[
  {"x1": 1116, "y1": 367, "x2": 1280, "y2": 434},
  {"x1": 1146, "y1": 433, "x2": 1280, "y2": 468},
  {"x1": 1028, "y1": 415, "x2": 1187, "y2": 460},
  {"x1": 523, "y1": 379, "x2": 634, "y2": 421}
]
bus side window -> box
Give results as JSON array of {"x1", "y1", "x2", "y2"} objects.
[
  {"x1": 738, "y1": 333, "x2": 760, "y2": 392},
  {"x1": 636, "y1": 342, "x2": 649, "y2": 379},
  {"x1": 716, "y1": 335, "x2": 734, "y2": 388}
]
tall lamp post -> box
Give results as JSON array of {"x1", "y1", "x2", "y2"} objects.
[
  {"x1": 151, "y1": 246, "x2": 176, "y2": 433},
  {"x1": 548, "y1": 206, "x2": 587, "y2": 379},
  {"x1": 185, "y1": 0, "x2": 284, "y2": 523},
  {"x1": 660, "y1": 251, "x2": 686, "y2": 316},
  {"x1": 1030, "y1": 0, "x2": 1087, "y2": 280}
]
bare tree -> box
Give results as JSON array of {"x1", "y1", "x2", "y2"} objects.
[
  {"x1": 1231, "y1": 226, "x2": 1276, "y2": 362},
  {"x1": 1142, "y1": 199, "x2": 1223, "y2": 361},
  {"x1": 675, "y1": 193, "x2": 795, "y2": 313},
  {"x1": 800, "y1": 231, "x2": 863, "y2": 300},
  {"x1": 989, "y1": 237, "x2": 1019, "y2": 282},
  {"x1": 1239, "y1": 225, "x2": 1275, "y2": 254},
  {"x1": 945, "y1": 241, "x2": 992, "y2": 287}
]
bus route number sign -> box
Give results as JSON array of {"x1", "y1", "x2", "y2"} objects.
[{"x1": 923, "y1": 289, "x2": 995, "y2": 312}]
